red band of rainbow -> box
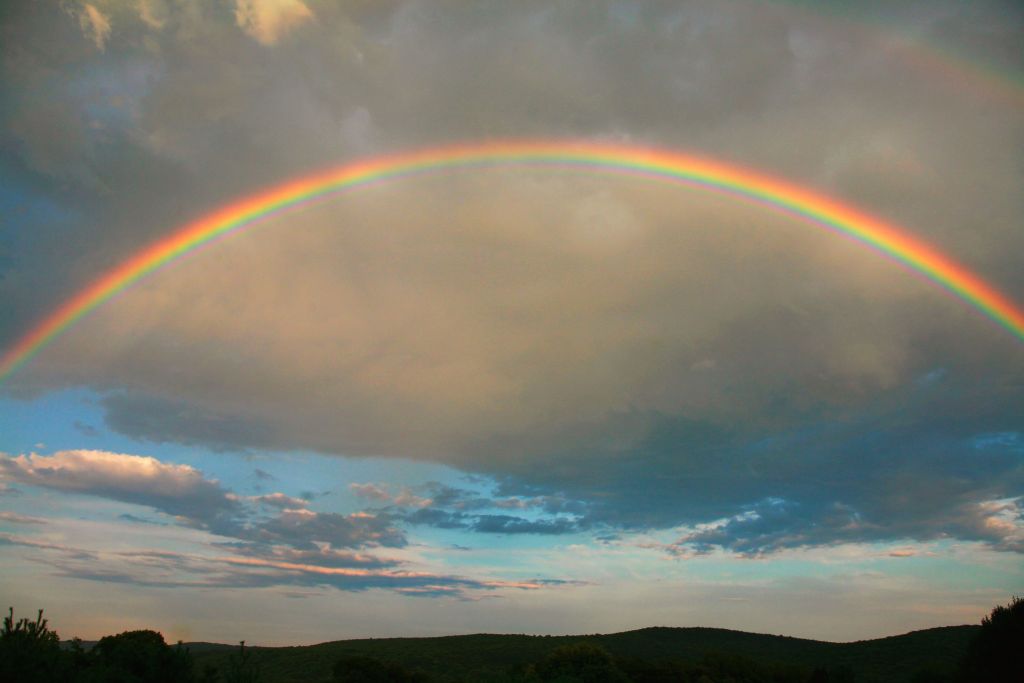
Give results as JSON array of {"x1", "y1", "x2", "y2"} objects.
[{"x1": 2, "y1": 140, "x2": 1021, "y2": 384}]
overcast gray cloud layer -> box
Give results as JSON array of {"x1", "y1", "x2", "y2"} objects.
[{"x1": 1, "y1": 1, "x2": 1022, "y2": 554}]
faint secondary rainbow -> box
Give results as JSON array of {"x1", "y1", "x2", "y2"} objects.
[
  {"x1": 777, "y1": 0, "x2": 1024, "y2": 110},
  {"x1": 2, "y1": 140, "x2": 1023, "y2": 384}
]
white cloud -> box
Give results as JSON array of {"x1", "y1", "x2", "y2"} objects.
[
  {"x1": 3, "y1": 450, "x2": 209, "y2": 497},
  {"x1": 0, "y1": 450, "x2": 236, "y2": 522}
]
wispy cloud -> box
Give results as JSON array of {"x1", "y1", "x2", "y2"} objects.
[
  {"x1": 250, "y1": 492, "x2": 309, "y2": 509},
  {"x1": 2, "y1": 528, "x2": 563, "y2": 599},
  {"x1": 72, "y1": 3, "x2": 112, "y2": 51},
  {"x1": 0, "y1": 511, "x2": 48, "y2": 525},
  {"x1": 233, "y1": 0, "x2": 313, "y2": 46}
]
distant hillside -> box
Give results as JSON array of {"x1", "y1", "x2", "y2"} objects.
[{"x1": 188, "y1": 623, "x2": 978, "y2": 683}]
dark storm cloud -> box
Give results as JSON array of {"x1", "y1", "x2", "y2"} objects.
[{"x1": 1, "y1": 0, "x2": 1022, "y2": 556}]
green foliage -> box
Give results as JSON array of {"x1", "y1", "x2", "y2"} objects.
[{"x1": 959, "y1": 595, "x2": 1023, "y2": 682}]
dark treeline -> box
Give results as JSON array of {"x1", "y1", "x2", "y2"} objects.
[{"x1": 1, "y1": 598, "x2": 1020, "y2": 683}]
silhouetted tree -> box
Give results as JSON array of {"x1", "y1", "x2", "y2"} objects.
[
  {"x1": 87, "y1": 629, "x2": 195, "y2": 683},
  {"x1": 0, "y1": 607, "x2": 68, "y2": 683},
  {"x1": 960, "y1": 595, "x2": 1023, "y2": 682},
  {"x1": 224, "y1": 640, "x2": 260, "y2": 683}
]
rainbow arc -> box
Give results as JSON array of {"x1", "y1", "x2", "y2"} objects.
[{"x1": 1, "y1": 140, "x2": 1022, "y2": 384}]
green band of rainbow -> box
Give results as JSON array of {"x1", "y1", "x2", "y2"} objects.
[{"x1": 2, "y1": 140, "x2": 1022, "y2": 384}]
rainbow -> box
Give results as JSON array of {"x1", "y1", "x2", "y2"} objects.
[
  {"x1": 1, "y1": 140, "x2": 1022, "y2": 384},
  {"x1": 777, "y1": 0, "x2": 1024, "y2": 111}
]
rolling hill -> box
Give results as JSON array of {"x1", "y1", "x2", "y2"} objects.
[{"x1": 187, "y1": 623, "x2": 978, "y2": 682}]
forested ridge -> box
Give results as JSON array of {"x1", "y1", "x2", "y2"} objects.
[{"x1": 3, "y1": 598, "x2": 1020, "y2": 682}]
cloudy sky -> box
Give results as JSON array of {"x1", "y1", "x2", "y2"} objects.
[{"x1": 1, "y1": 0, "x2": 1022, "y2": 645}]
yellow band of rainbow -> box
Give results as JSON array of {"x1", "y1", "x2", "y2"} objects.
[{"x1": 2, "y1": 140, "x2": 1021, "y2": 385}]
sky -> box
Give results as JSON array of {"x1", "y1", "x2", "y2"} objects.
[{"x1": 0, "y1": 0, "x2": 1022, "y2": 646}]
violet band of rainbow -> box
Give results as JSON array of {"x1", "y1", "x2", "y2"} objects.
[{"x1": 2, "y1": 140, "x2": 1022, "y2": 385}]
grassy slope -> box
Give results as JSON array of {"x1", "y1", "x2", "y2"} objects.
[{"x1": 189, "y1": 624, "x2": 978, "y2": 683}]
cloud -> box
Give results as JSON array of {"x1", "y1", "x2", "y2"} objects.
[
  {"x1": 0, "y1": 447, "x2": 582, "y2": 597},
  {"x1": 350, "y1": 482, "x2": 390, "y2": 501},
  {"x1": 136, "y1": 0, "x2": 168, "y2": 30},
  {"x1": 1, "y1": 0, "x2": 1022, "y2": 557},
  {"x1": 351, "y1": 482, "x2": 473, "y2": 509},
  {"x1": 251, "y1": 492, "x2": 309, "y2": 509},
  {"x1": 253, "y1": 468, "x2": 276, "y2": 481},
  {"x1": 73, "y1": 420, "x2": 99, "y2": 437},
  {"x1": 470, "y1": 515, "x2": 583, "y2": 535},
  {"x1": 2, "y1": 529, "x2": 559, "y2": 598},
  {"x1": 0, "y1": 511, "x2": 48, "y2": 525},
  {"x1": 101, "y1": 393, "x2": 277, "y2": 452},
  {"x1": 234, "y1": 0, "x2": 313, "y2": 46},
  {"x1": 219, "y1": 542, "x2": 402, "y2": 570},
  {"x1": 117, "y1": 513, "x2": 167, "y2": 525},
  {"x1": 75, "y1": 3, "x2": 112, "y2": 51},
  {"x1": 0, "y1": 450, "x2": 239, "y2": 524},
  {"x1": 254, "y1": 508, "x2": 406, "y2": 549},
  {"x1": 0, "y1": 532, "x2": 98, "y2": 561},
  {"x1": 387, "y1": 483, "x2": 588, "y2": 536},
  {"x1": 0, "y1": 450, "x2": 405, "y2": 550}
]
